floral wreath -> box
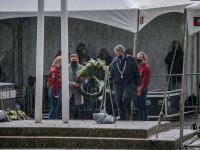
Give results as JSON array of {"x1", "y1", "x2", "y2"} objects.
[
  {"x1": 6, "y1": 108, "x2": 28, "y2": 120},
  {"x1": 75, "y1": 59, "x2": 106, "y2": 98}
]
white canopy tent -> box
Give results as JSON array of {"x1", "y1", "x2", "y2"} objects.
[
  {"x1": 0, "y1": 0, "x2": 195, "y2": 33},
  {"x1": 0, "y1": 0, "x2": 199, "y2": 148},
  {"x1": 178, "y1": 2, "x2": 200, "y2": 148},
  {"x1": 186, "y1": 2, "x2": 200, "y2": 102},
  {"x1": 0, "y1": 0, "x2": 198, "y2": 124},
  {"x1": 187, "y1": 2, "x2": 200, "y2": 35}
]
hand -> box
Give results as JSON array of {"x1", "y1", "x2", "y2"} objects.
[
  {"x1": 137, "y1": 86, "x2": 141, "y2": 96},
  {"x1": 73, "y1": 82, "x2": 80, "y2": 87},
  {"x1": 55, "y1": 95, "x2": 59, "y2": 98},
  {"x1": 80, "y1": 77, "x2": 85, "y2": 81}
]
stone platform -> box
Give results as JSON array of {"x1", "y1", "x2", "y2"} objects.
[{"x1": 0, "y1": 120, "x2": 196, "y2": 149}]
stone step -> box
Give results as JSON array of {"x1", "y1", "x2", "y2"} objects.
[
  {"x1": 0, "y1": 120, "x2": 171, "y2": 138},
  {"x1": 0, "y1": 129, "x2": 195, "y2": 150}
]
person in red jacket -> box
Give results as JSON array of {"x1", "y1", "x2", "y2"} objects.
[
  {"x1": 137, "y1": 52, "x2": 151, "y2": 121},
  {"x1": 48, "y1": 56, "x2": 62, "y2": 119}
]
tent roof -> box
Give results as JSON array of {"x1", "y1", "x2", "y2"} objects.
[
  {"x1": 186, "y1": 2, "x2": 200, "y2": 35},
  {"x1": 0, "y1": 0, "x2": 196, "y2": 33}
]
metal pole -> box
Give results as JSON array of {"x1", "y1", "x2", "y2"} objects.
[
  {"x1": 198, "y1": 33, "x2": 200, "y2": 108},
  {"x1": 180, "y1": 12, "x2": 188, "y2": 148},
  {"x1": 61, "y1": 0, "x2": 69, "y2": 123},
  {"x1": 133, "y1": 33, "x2": 138, "y2": 57},
  {"x1": 131, "y1": 32, "x2": 138, "y2": 121},
  {"x1": 132, "y1": 10, "x2": 140, "y2": 121},
  {"x1": 35, "y1": 0, "x2": 44, "y2": 123}
]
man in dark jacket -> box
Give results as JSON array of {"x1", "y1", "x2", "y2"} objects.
[
  {"x1": 110, "y1": 45, "x2": 141, "y2": 120},
  {"x1": 165, "y1": 40, "x2": 184, "y2": 90}
]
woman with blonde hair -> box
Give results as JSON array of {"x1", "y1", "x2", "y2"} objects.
[
  {"x1": 48, "y1": 56, "x2": 62, "y2": 119},
  {"x1": 137, "y1": 52, "x2": 151, "y2": 121}
]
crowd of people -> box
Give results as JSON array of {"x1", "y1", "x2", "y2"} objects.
[{"x1": 48, "y1": 40, "x2": 183, "y2": 121}]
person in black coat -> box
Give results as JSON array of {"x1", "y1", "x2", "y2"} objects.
[
  {"x1": 96, "y1": 48, "x2": 113, "y2": 66},
  {"x1": 76, "y1": 43, "x2": 90, "y2": 65},
  {"x1": 125, "y1": 48, "x2": 133, "y2": 56},
  {"x1": 110, "y1": 45, "x2": 141, "y2": 120},
  {"x1": 165, "y1": 40, "x2": 184, "y2": 90}
]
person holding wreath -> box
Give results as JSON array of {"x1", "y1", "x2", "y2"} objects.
[{"x1": 69, "y1": 54, "x2": 85, "y2": 119}]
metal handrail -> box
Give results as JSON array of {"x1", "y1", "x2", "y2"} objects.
[{"x1": 150, "y1": 73, "x2": 200, "y2": 77}]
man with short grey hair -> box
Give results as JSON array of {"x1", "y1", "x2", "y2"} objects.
[
  {"x1": 110, "y1": 45, "x2": 141, "y2": 120},
  {"x1": 114, "y1": 45, "x2": 125, "y2": 52}
]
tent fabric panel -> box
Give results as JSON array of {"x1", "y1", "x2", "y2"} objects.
[
  {"x1": 0, "y1": 0, "x2": 132, "y2": 12},
  {"x1": 0, "y1": 9, "x2": 138, "y2": 33},
  {"x1": 186, "y1": 34, "x2": 198, "y2": 98},
  {"x1": 0, "y1": 0, "x2": 197, "y2": 33},
  {"x1": 68, "y1": 10, "x2": 138, "y2": 33},
  {"x1": 0, "y1": 0, "x2": 198, "y2": 33},
  {"x1": 186, "y1": 2, "x2": 200, "y2": 35},
  {"x1": 127, "y1": 0, "x2": 194, "y2": 9},
  {"x1": 0, "y1": 12, "x2": 38, "y2": 20},
  {"x1": 139, "y1": 4, "x2": 190, "y2": 31},
  {"x1": 0, "y1": 0, "x2": 195, "y2": 11}
]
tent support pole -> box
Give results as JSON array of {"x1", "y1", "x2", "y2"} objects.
[
  {"x1": 35, "y1": 0, "x2": 44, "y2": 123},
  {"x1": 133, "y1": 32, "x2": 138, "y2": 57},
  {"x1": 132, "y1": 9, "x2": 139, "y2": 121},
  {"x1": 180, "y1": 13, "x2": 188, "y2": 149},
  {"x1": 131, "y1": 32, "x2": 138, "y2": 121},
  {"x1": 61, "y1": 0, "x2": 69, "y2": 123},
  {"x1": 198, "y1": 33, "x2": 200, "y2": 108}
]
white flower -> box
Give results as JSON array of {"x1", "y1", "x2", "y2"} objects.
[
  {"x1": 11, "y1": 110, "x2": 16, "y2": 114},
  {"x1": 90, "y1": 58, "x2": 95, "y2": 63}
]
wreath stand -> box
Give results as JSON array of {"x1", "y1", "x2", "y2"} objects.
[
  {"x1": 75, "y1": 58, "x2": 117, "y2": 123},
  {"x1": 93, "y1": 58, "x2": 117, "y2": 124}
]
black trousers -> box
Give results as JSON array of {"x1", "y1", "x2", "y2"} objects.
[
  {"x1": 70, "y1": 94, "x2": 80, "y2": 119},
  {"x1": 115, "y1": 85, "x2": 132, "y2": 120},
  {"x1": 119, "y1": 99, "x2": 131, "y2": 120}
]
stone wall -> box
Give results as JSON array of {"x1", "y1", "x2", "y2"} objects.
[{"x1": 0, "y1": 19, "x2": 16, "y2": 84}]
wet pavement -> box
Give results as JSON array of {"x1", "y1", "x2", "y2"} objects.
[
  {"x1": 0, "y1": 113, "x2": 199, "y2": 150},
  {"x1": 171, "y1": 113, "x2": 200, "y2": 129}
]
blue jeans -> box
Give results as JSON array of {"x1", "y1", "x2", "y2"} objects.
[
  {"x1": 137, "y1": 87, "x2": 148, "y2": 121},
  {"x1": 48, "y1": 87, "x2": 61, "y2": 119}
]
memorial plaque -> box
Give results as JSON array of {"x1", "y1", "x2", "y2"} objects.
[
  {"x1": 10, "y1": 90, "x2": 16, "y2": 98},
  {"x1": 6, "y1": 91, "x2": 10, "y2": 98},
  {"x1": 0, "y1": 83, "x2": 16, "y2": 110},
  {"x1": 2, "y1": 91, "x2": 6, "y2": 99}
]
